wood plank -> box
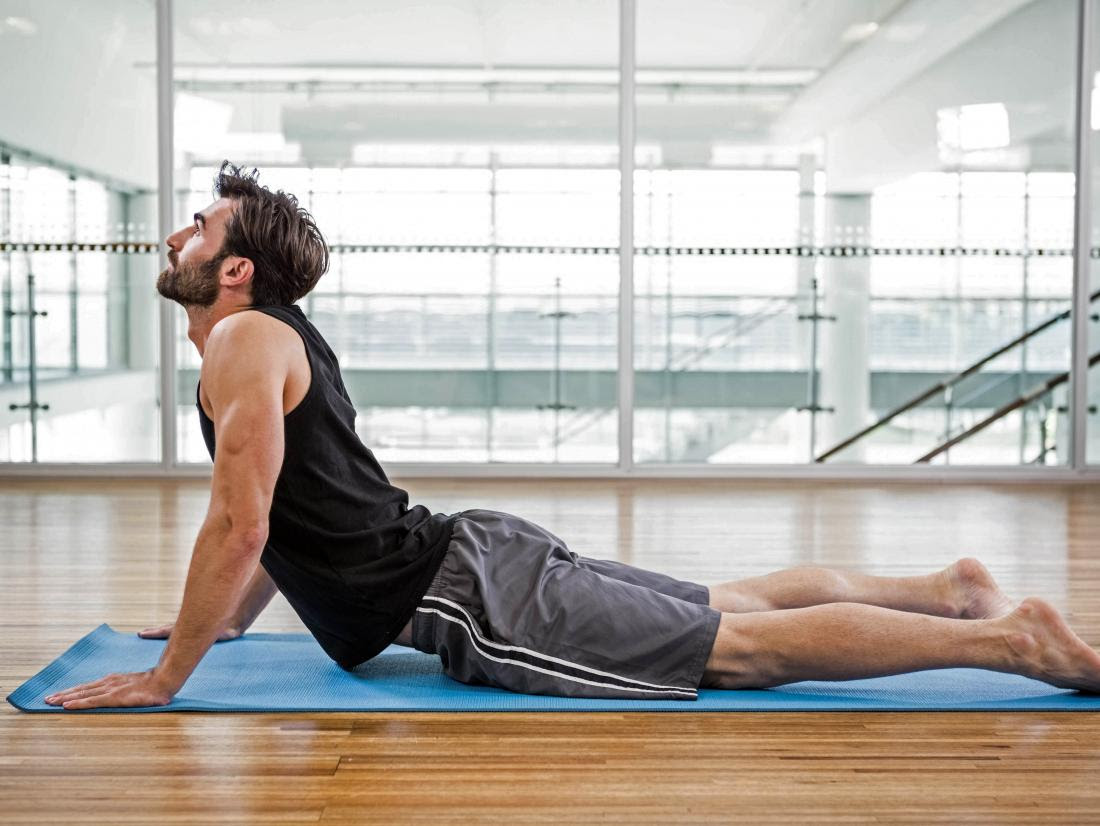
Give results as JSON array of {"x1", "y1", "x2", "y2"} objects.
[{"x1": 2, "y1": 478, "x2": 1099, "y2": 823}]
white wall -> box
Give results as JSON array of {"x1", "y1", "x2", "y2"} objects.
[
  {"x1": 823, "y1": 0, "x2": 1075, "y2": 192},
  {"x1": 0, "y1": 0, "x2": 158, "y2": 189}
]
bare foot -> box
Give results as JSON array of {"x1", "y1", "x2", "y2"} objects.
[
  {"x1": 943, "y1": 557, "x2": 1016, "y2": 619},
  {"x1": 997, "y1": 597, "x2": 1100, "y2": 693}
]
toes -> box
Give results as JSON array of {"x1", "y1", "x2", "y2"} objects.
[
  {"x1": 1014, "y1": 597, "x2": 1049, "y2": 623},
  {"x1": 1022, "y1": 596, "x2": 1055, "y2": 621}
]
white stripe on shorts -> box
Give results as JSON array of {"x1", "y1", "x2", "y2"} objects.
[{"x1": 418, "y1": 595, "x2": 698, "y2": 698}]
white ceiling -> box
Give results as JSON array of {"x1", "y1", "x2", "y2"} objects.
[
  {"x1": 168, "y1": 0, "x2": 1065, "y2": 177},
  {"x1": 0, "y1": 0, "x2": 1075, "y2": 189},
  {"x1": 172, "y1": 0, "x2": 907, "y2": 70}
]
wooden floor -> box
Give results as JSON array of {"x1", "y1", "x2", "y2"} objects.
[{"x1": 2, "y1": 477, "x2": 1099, "y2": 824}]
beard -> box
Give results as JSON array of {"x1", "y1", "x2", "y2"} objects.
[{"x1": 156, "y1": 250, "x2": 225, "y2": 308}]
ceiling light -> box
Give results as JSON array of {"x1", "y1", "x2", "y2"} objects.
[
  {"x1": 882, "y1": 23, "x2": 926, "y2": 42},
  {"x1": 841, "y1": 22, "x2": 879, "y2": 43},
  {"x1": 937, "y1": 103, "x2": 1010, "y2": 155},
  {"x1": 1, "y1": 16, "x2": 37, "y2": 35},
  {"x1": 174, "y1": 93, "x2": 234, "y2": 154}
]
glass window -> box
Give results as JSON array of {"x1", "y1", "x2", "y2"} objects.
[
  {"x1": 636, "y1": 0, "x2": 1078, "y2": 465},
  {"x1": 174, "y1": 0, "x2": 619, "y2": 464},
  {"x1": 0, "y1": 2, "x2": 1095, "y2": 471},
  {"x1": 0, "y1": 2, "x2": 159, "y2": 463}
]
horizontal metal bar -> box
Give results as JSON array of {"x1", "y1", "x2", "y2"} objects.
[
  {"x1": 0, "y1": 242, "x2": 157, "y2": 254},
  {"x1": 2, "y1": 241, "x2": 1094, "y2": 258},
  {"x1": 1, "y1": 461, "x2": 1099, "y2": 482},
  {"x1": 4, "y1": 285, "x2": 1081, "y2": 309},
  {"x1": 170, "y1": 366, "x2": 1062, "y2": 410}
]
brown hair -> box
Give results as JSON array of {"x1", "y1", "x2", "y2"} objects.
[{"x1": 212, "y1": 160, "x2": 329, "y2": 306}]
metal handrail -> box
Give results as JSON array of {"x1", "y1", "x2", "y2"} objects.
[
  {"x1": 551, "y1": 299, "x2": 790, "y2": 447},
  {"x1": 950, "y1": 369, "x2": 1019, "y2": 411},
  {"x1": 667, "y1": 297, "x2": 790, "y2": 372},
  {"x1": 915, "y1": 351, "x2": 1100, "y2": 463},
  {"x1": 814, "y1": 287, "x2": 1100, "y2": 462}
]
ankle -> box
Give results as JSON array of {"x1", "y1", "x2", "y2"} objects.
[
  {"x1": 932, "y1": 567, "x2": 965, "y2": 619},
  {"x1": 988, "y1": 616, "x2": 1031, "y2": 672}
]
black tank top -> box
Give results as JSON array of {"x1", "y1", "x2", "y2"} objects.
[{"x1": 196, "y1": 303, "x2": 459, "y2": 670}]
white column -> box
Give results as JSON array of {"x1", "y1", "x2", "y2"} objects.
[
  {"x1": 126, "y1": 193, "x2": 159, "y2": 371},
  {"x1": 819, "y1": 193, "x2": 871, "y2": 463},
  {"x1": 796, "y1": 153, "x2": 816, "y2": 459},
  {"x1": 105, "y1": 191, "x2": 129, "y2": 369}
]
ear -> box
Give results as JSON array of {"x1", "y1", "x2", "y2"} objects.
[{"x1": 221, "y1": 256, "x2": 255, "y2": 290}]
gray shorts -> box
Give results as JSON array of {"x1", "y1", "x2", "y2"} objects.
[{"x1": 411, "y1": 508, "x2": 722, "y2": 700}]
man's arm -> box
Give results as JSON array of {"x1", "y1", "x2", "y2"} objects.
[
  {"x1": 138, "y1": 559, "x2": 280, "y2": 642},
  {"x1": 45, "y1": 313, "x2": 287, "y2": 709},
  {"x1": 226, "y1": 563, "x2": 280, "y2": 636}
]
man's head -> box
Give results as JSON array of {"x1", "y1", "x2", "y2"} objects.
[{"x1": 157, "y1": 161, "x2": 329, "y2": 309}]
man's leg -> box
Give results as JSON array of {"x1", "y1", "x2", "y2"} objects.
[
  {"x1": 708, "y1": 557, "x2": 1015, "y2": 619},
  {"x1": 700, "y1": 596, "x2": 1100, "y2": 692}
]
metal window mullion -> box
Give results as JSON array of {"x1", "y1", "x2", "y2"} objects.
[
  {"x1": 2, "y1": 152, "x2": 12, "y2": 383},
  {"x1": 156, "y1": 0, "x2": 176, "y2": 470},
  {"x1": 618, "y1": 0, "x2": 636, "y2": 472},
  {"x1": 68, "y1": 174, "x2": 78, "y2": 373},
  {"x1": 1071, "y1": 0, "x2": 1093, "y2": 470}
]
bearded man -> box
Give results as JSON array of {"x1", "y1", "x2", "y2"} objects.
[{"x1": 45, "y1": 162, "x2": 1100, "y2": 709}]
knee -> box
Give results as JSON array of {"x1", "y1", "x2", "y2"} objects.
[
  {"x1": 699, "y1": 613, "x2": 770, "y2": 690},
  {"x1": 792, "y1": 565, "x2": 851, "y2": 604},
  {"x1": 709, "y1": 581, "x2": 773, "y2": 614}
]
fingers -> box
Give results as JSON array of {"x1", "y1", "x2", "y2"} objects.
[
  {"x1": 140, "y1": 623, "x2": 237, "y2": 641},
  {"x1": 43, "y1": 670, "x2": 176, "y2": 711},
  {"x1": 45, "y1": 675, "x2": 115, "y2": 705},
  {"x1": 59, "y1": 687, "x2": 116, "y2": 709},
  {"x1": 45, "y1": 685, "x2": 109, "y2": 705},
  {"x1": 141, "y1": 626, "x2": 237, "y2": 642},
  {"x1": 60, "y1": 687, "x2": 122, "y2": 710},
  {"x1": 56, "y1": 684, "x2": 171, "y2": 710}
]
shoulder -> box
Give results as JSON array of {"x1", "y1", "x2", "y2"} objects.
[
  {"x1": 210, "y1": 307, "x2": 283, "y2": 340},
  {"x1": 207, "y1": 308, "x2": 301, "y2": 357},
  {"x1": 203, "y1": 309, "x2": 300, "y2": 383}
]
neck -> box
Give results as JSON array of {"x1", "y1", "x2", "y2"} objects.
[{"x1": 184, "y1": 295, "x2": 252, "y2": 357}]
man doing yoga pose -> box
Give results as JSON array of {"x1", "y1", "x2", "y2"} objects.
[{"x1": 46, "y1": 163, "x2": 1100, "y2": 709}]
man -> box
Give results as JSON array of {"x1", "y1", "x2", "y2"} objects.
[{"x1": 46, "y1": 163, "x2": 1100, "y2": 709}]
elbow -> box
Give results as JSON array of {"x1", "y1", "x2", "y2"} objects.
[
  {"x1": 206, "y1": 501, "x2": 269, "y2": 555},
  {"x1": 225, "y1": 519, "x2": 269, "y2": 555}
]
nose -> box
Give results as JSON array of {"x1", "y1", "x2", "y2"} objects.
[{"x1": 165, "y1": 225, "x2": 190, "y2": 251}]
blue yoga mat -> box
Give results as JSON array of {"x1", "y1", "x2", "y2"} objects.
[{"x1": 8, "y1": 624, "x2": 1100, "y2": 712}]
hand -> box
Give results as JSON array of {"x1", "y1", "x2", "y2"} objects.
[
  {"x1": 44, "y1": 669, "x2": 174, "y2": 710},
  {"x1": 138, "y1": 621, "x2": 242, "y2": 641}
]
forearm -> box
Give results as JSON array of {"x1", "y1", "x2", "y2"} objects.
[
  {"x1": 153, "y1": 517, "x2": 264, "y2": 694},
  {"x1": 229, "y1": 563, "x2": 279, "y2": 634}
]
